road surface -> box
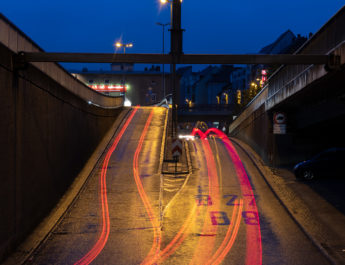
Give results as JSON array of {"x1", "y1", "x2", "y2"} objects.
[{"x1": 24, "y1": 107, "x2": 330, "y2": 264}]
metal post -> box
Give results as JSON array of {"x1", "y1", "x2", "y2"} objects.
[
  {"x1": 163, "y1": 25, "x2": 165, "y2": 98},
  {"x1": 169, "y1": 0, "x2": 183, "y2": 137},
  {"x1": 156, "y1": 22, "x2": 170, "y2": 99},
  {"x1": 171, "y1": 63, "x2": 177, "y2": 137}
]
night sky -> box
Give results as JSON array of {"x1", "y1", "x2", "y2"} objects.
[{"x1": 1, "y1": 1, "x2": 344, "y2": 71}]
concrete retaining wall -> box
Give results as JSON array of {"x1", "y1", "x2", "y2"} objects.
[
  {"x1": 229, "y1": 6, "x2": 345, "y2": 166},
  {"x1": 0, "y1": 14, "x2": 123, "y2": 108},
  {"x1": 0, "y1": 15, "x2": 124, "y2": 262}
]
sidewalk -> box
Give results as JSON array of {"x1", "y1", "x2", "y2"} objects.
[{"x1": 231, "y1": 137, "x2": 345, "y2": 265}]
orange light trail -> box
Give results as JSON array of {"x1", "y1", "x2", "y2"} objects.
[
  {"x1": 189, "y1": 136, "x2": 221, "y2": 265},
  {"x1": 190, "y1": 128, "x2": 262, "y2": 265},
  {"x1": 150, "y1": 205, "x2": 199, "y2": 264},
  {"x1": 206, "y1": 199, "x2": 243, "y2": 265},
  {"x1": 132, "y1": 110, "x2": 162, "y2": 265},
  {"x1": 74, "y1": 108, "x2": 138, "y2": 265},
  {"x1": 222, "y1": 137, "x2": 262, "y2": 265}
]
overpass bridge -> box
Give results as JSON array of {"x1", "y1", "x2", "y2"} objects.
[{"x1": 178, "y1": 104, "x2": 234, "y2": 122}]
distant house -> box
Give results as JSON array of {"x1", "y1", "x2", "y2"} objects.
[
  {"x1": 259, "y1": 30, "x2": 296, "y2": 55},
  {"x1": 178, "y1": 65, "x2": 236, "y2": 107},
  {"x1": 177, "y1": 66, "x2": 200, "y2": 106},
  {"x1": 230, "y1": 29, "x2": 308, "y2": 96}
]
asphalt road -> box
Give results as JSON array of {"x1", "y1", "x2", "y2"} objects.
[{"x1": 24, "y1": 107, "x2": 331, "y2": 265}]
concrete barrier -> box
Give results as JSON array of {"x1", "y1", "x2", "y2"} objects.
[{"x1": 0, "y1": 15, "x2": 124, "y2": 262}]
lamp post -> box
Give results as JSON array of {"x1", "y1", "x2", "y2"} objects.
[
  {"x1": 115, "y1": 42, "x2": 133, "y2": 54},
  {"x1": 115, "y1": 41, "x2": 133, "y2": 97},
  {"x1": 160, "y1": 0, "x2": 183, "y2": 137},
  {"x1": 156, "y1": 22, "x2": 170, "y2": 99}
]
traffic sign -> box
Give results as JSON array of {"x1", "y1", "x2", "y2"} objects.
[
  {"x1": 273, "y1": 112, "x2": 286, "y2": 124},
  {"x1": 172, "y1": 138, "x2": 182, "y2": 157},
  {"x1": 273, "y1": 112, "x2": 286, "y2": 134}
]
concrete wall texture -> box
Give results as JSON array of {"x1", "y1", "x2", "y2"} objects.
[
  {"x1": 229, "y1": 6, "x2": 345, "y2": 166},
  {"x1": 0, "y1": 15, "x2": 124, "y2": 262}
]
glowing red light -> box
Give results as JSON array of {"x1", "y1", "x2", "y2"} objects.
[
  {"x1": 89, "y1": 84, "x2": 127, "y2": 92},
  {"x1": 133, "y1": 110, "x2": 162, "y2": 265},
  {"x1": 74, "y1": 109, "x2": 138, "y2": 265},
  {"x1": 190, "y1": 128, "x2": 262, "y2": 265}
]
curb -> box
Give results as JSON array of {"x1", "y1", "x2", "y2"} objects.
[
  {"x1": 230, "y1": 137, "x2": 340, "y2": 265},
  {"x1": 3, "y1": 108, "x2": 132, "y2": 265}
]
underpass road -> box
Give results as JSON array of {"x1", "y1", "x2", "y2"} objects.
[
  {"x1": 208, "y1": 136, "x2": 330, "y2": 265},
  {"x1": 24, "y1": 110, "x2": 331, "y2": 264},
  {"x1": 25, "y1": 107, "x2": 166, "y2": 265}
]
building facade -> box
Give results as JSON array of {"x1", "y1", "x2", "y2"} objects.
[{"x1": 71, "y1": 64, "x2": 179, "y2": 106}]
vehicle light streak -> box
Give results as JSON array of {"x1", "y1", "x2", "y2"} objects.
[
  {"x1": 206, "y1": 199, "x2": 243, "y2": 265},
  {"x1": 132, "y1": 110, "x2": 162, "y2": 265},
  {"x1": 211, "y1": 136, "x2": 223, "y2": 195},
  {"x1": 209, "y1": 128, "x2": 262, "y2": 265},
  {"x1": 74, "y1": 108, "x2": 138, "y2": 265},
  {"x1": 190, "y1": 134, "x2": 220, "y2": 265},
  {"x1": 190, "y1": 128, "x2": 262, "y2": 265},
  {"x1": 152, "y1": 205, "x2": 198, "y2": 264}
]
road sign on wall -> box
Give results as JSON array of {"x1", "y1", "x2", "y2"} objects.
[
  {"x1": 273, "y1": 112, "x2": 286, "y2": 134},
  {"x1": 172, "y1": 138, "x2": 182, "y2": 157}
]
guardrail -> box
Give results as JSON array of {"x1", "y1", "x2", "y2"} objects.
[{"x1": 267, "y1": 6, "x2": 345, "y2": 100}]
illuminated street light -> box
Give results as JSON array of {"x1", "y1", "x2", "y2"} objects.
[
  {"x1": 115, "y1": 42, "x2": 133, "y2": 54},
  {"x1": 160, "y1": 0, "x2": 182, "y2": 3},
  {"x1": 115, "y1": 40, "x2": 133, "y2": 102}
]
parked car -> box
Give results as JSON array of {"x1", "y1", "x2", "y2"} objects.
[{"x1": 293, "y1": 148, "x2": 345, "y2": 180}]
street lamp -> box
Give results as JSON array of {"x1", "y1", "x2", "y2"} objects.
[
  {"x1": 156, "y1": 22, "x2": 170, "y2": 99},
  {"x1": 115, "y1": 42, "x2": 133, "y2": 54},
  {"x1": 115, "y1": 41, "x2": 133, "y2": 98}
]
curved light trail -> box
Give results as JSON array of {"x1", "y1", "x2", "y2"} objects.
[
  {"x1": 132, "y1": 110, "x2": 162, "y2": 265},
  {"x1": 74, "y1": 108, "x2": 138, "y2": 265},
  {"x1": 205, "y1": 199, "x2": 243, "y2": 265},
  {"x1": 189, "y1": 136, "x2": 221, "y2": 265},
  {"x1": 191, "y1": 128, "x2": 262, "y2": 265}
]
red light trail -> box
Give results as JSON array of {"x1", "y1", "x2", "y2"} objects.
[
  {"x1": 206, "y1": 199, "x2": 243, "y2": 265},
  {"x1": 75, "y1": 118, "x2": 261, "y2": 265},
  {"x1": 132, "y1": 110, "x2": 163, "y2": 265},
  {"x1": 190, "y1": 136, "x2": 221, "y2": 265},
  {"x1": 74, "y1": 108, "x2": 138, "y2": 265},
  {"x1": 191, "y1": 128, "x2": 262, "y2": 265}
]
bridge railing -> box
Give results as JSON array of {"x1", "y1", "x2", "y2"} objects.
[
  {"x1": 267, "y1": 6, "x2": 345, "y2": 101},
  {"x1": 178, "y1": 104, "x2": 234, "y2": 112},
  {"x1": 230, "y1": 6, "x2": 345, "y2": 133},
  {"x1": 0, "y1": 13, "x2": 123, "y2": 108}
]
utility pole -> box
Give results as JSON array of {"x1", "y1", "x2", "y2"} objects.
[
  {"x1": 156, "y1": 22, "x2": 170, "y2": 99},
  {"x1": 169, "y1": 0, "x2": 183, "y2": 137}
]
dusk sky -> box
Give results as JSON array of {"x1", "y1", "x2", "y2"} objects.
[{"x1": 1, "y1": 1, "x2": 344, "y2": 71}]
